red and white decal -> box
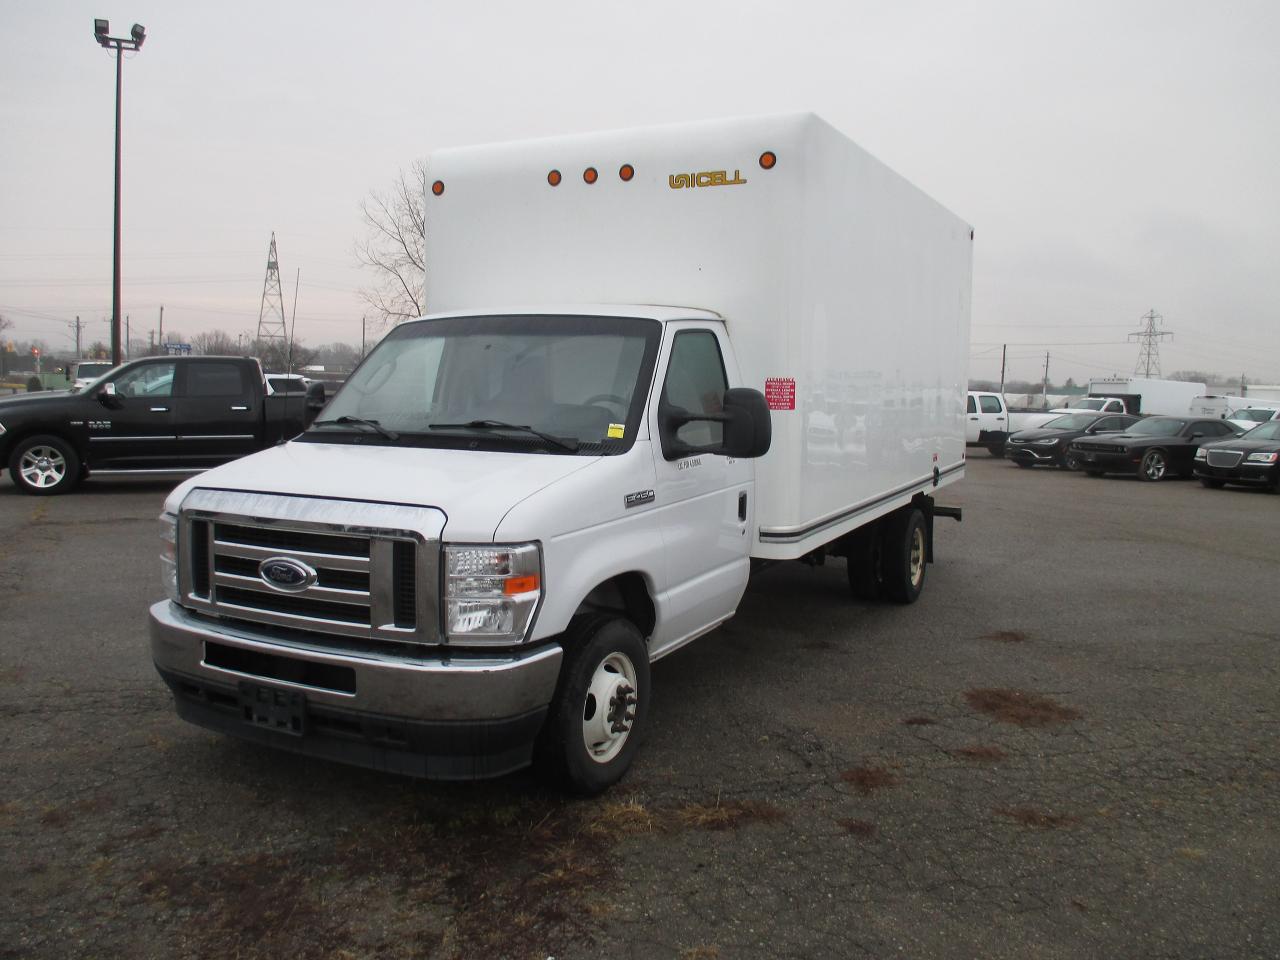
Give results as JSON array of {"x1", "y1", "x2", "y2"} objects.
[{"x1": 764, "y1": 377, "x2": 796, "y2": 411}]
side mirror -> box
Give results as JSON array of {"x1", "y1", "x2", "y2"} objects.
[
  {"x1": 305, "y1": 381, "x2": 327, "y2": 409},
  {"x1": 98, "y1": 381, "x2": 120, "y2": 406},
  {"x1": 659, "y1": 387, "x2": 772, "y2": 461}
]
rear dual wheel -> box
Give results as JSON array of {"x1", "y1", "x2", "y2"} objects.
[{"x1": 846, "y1": 507, "x2": 927, "y2": 605}]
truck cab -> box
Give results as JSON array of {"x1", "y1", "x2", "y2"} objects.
[{"x1": 966, "y1": 391, "x2": 1009, "y2": 453}]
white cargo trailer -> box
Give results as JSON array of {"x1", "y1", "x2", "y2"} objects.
[{"x1": 149, "y1": 113, "x2": 972, "y2": 792}]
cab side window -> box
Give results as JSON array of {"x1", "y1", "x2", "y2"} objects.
[
  {"x1": 114, "y1": 362, "x2": 176, "y2": 398},
  {"x1": 187, "y1": 362, "x2": 247, "y2": 398},
  {"x1": 966, "y1": 395, "x2": 976, "y2": 414},
  {"x1": 979, "y1": 395, "x2": 1002, "y2": 414},
  {"x1": 662, "y1": 331, "x2": 727, "y2": 447}
]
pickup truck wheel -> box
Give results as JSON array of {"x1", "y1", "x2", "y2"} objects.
[
  {"x1": 1139, "y1": 448, "x2": 1168, "y2": 482},
  {"x1": 8, "y1": 435, "x2": 81, "y2": 496},
  {"x1": 882, "y1": 508, "x2": 927, "y2": 604},
  {"x1": 538, "y1": 616, "x2": 649, "y2": 795},
  {"x1": 986, "y1": 444, "x2": 1005, "y2": 458}
]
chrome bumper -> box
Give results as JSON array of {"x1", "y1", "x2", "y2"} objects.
[{"x1": 149, "y1": 600, "x2": 563, "y2": 722}]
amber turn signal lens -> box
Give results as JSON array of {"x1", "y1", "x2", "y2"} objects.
[
  {"x1": 619, "y1": 163, "x2": 635, "y2": 181},
  {"x1": 583, "y1": 167, "x2": 598, "y2": 184},
  {"x1": 504, "y1": 575, "x2": 539, "y2": 595},
  {"x1": 547, "y1": 169, "x2": 562, "y2": 187},
  {"x1": 759, "y1": 151, "x2": 777, "y2": 170},
  {"x1": 431, "y1": 180, "x2": 445, "y2": 196}
]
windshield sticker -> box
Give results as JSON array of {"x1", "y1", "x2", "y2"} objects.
[{"x1": 608, "y1": 423, "x2": 625, "y2": 439}]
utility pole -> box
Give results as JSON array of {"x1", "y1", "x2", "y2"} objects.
[
  {"x1": 999, "y1": 343, "x2": 1007, "y2": 394},
  {"x1": 149, "y1": 329, "x2": 155, "y2": 353},
  {"x1": 361, "y1": 315, "x2": 367, "y2": 356},
  {"x1": 158, "y1": 304, "x2": 164, "y2": 346},
  {"x1": 70, "y1": 316, "x2": 84, "y2": 357},
  {"x1": 287, "y1": 268, "x2": 300, "y2": 374},
  {"x1": 125, "y1": 315, "x2": 130, "y2": 359},
  {"x1": 1129, "y1": 308, "x2": 1172, "y2": 378},
  {"x1": 1041, "y1": 351, "x2": 1050, "y2": 409}
]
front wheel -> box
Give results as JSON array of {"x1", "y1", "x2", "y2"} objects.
[
  {"x1": 1061, "y1": 452, "x2": 1082, "y2": 471},
  {"x1": 1139, "y1": 448, "x2": 1169, "y2": 482},
  {"x1": 537, "y1": 616, "x2": 650, "y2": 795},
  {"x1": 8, "y1": 435, "x2": 81, "y2": 495}
]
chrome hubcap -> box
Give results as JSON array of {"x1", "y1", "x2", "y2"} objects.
[
  {"x1": 1145, "y1": 454, "x2": 1165, "y2": 480},
  {"x1": 909, "y1": 526, "x2": 925, "y2": 588},
  {"x1": 582, "y1": 651, "x2": 638, "y2": 764},
  {"x1": 19, "y1": 446, "x2": 66, "y2": 488}
]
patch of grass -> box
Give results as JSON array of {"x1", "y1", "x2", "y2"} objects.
[
  {"x1": 981, "y1": 630, "x2": 1028, "y2": 643},
  {"x1": 839, "y1": 766, "x2": 901, "y2": 793},
  {"x1": 583, "y1": 798, "x2": 654, "y2": 838},
  {"x1": 902, "y1": 716, "x2": 936, "y2": 726},
  {"x1": 953, "y1": 744, "x2": 1008, "y2": 762},
  {"x1": 672, "y1": 799, "x2": 786, "y2": 831},
  {"x1": 964, "y1": 688, "x2": 1081, "y2": 727},
  {"x1": 836, "y1": 818, "x2": 876, "y2": 838},
  {"x1": 995, "y1": 806, "x2": 1080, "y2": 829}
]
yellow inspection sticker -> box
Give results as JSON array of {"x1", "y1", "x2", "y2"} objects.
[{"x1": 607, "y1": 423, "x2": 625, "y2": 439}]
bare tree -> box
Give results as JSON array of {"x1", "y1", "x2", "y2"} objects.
[
  {"x1": 356, "y1": 160, "x2": 427, "y2": 326},
  {"x1": 191, "y1": 330, "x2": 239, "y2": 355},
  {"x1": 0, "y1": 313, "x2": 11, "y2": 339}
]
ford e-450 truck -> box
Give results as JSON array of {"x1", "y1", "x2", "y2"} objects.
[{"x1": 150, "y1": 114, "x2": 972, "y2": 793}]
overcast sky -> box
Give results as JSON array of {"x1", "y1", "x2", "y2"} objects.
[{"x1": 2, "y1": 0, "x2": 1276, "y2": 385}]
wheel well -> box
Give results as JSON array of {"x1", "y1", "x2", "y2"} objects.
[
  {"x1": 3, "y1": 429, "x2": 79, "y2": 466},
  {"x1": 570, "y1": 573, "x2": 656, "y2": 641}
]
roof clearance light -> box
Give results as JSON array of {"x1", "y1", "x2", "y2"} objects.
[
  {"x1": 759, "y1": 151, "x2": 777, "y2": 170},
  {"x1": 431, "y1": 180, "x2": 445, "y2": 196},
  {"x1": 583, "y1": 167, "x2": 598, "y2": 184},
  {"x1": 619, "y1": 163, "x2": 635, "y2": 182},
  {"x1": 547, "y1": 169, "x2": 562, "y2": 187}
]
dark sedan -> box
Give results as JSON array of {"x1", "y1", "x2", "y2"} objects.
[
  {"x1": 1068, "y1": 416, "x2": 1239, "y2": 481},
  {"x1": 1194, "y1": 420, "x2": 1280, "y2": 492},
  {"x1": 1006, "y1": 412, "x2": 1141, "y2": 470}
]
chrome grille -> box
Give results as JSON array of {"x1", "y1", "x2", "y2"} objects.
[
  {"x1": 176, "y1": 490, "x2": 443, "y2": 648},
  {"x1": 1206, "y1": 450, "x2": 1243, "y2": 468}
]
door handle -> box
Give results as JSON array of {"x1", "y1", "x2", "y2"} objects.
[
  {"x1": 738, "y1": 492, "x2": 748, "y2": 522},
  {"x1": 968, "y1": 416, "x2": 979, "y2": 420},
  {"x1": 995, "y1": 416, "x2": 1005, "y2": 421},
  {"x1": 150, "y1": 406, "x2": 169, "y2": 412},
  {"x1": 230, "y1": 405, "x2": 249, "y2": 411}
]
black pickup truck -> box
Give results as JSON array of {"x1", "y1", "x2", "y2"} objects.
[{"x1": 0, "y1": 356, "x2": 323, "y2": 495}]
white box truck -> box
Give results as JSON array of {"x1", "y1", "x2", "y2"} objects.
[
  {"x1": 149, "y1": 114, "x2": 972, "y2": 793},
  {"x1": 1085, "y1": 377, "x2": 1205, "y2": 416}
]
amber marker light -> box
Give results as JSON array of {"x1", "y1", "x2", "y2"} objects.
[
  {"x1": 583, "y1": 167, "x2": 598, "y2": 184},
  {"x1": 431, "y1": 180, "x2": 445, "y2": 196},
  {"x1": 619, "y1": 163, "x2": 635, "y2": 181},
  {"x1": 759, "y1": 151, "x2": 777, "y2": 170},
  {"x1": 504, "y1": 574, "x2": 540, "y2": 595},
  {"x1": 547, "y1": 169, "x2": 562, "y2": 186}
]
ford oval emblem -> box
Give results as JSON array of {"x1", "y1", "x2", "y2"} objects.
[{"x1": 258, "y1": 556, "x2": 318, "y2": 593}]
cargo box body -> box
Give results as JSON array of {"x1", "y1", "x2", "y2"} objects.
[{"x1": 425, "y1": 113, "x2": 972, "y2": 560}]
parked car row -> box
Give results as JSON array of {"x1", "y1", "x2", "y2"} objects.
[{"x1": 1002, "y1": 412, "x2": 1279, "y2": 492}]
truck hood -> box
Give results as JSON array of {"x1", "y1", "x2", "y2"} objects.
[
  {"x1": 170, "y1": 439, "x2": 602, "y2": 541},
  {"x1": 0, "y1": 390, "x2": 76, "y2": 413}
]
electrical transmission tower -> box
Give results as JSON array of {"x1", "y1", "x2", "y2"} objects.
[
  {"x1": 255, "y1": 232, "x2": 288, "y2": 348},
  {"x1": 1129, "y1": 308, "x2": 1172, "y2": 378}
]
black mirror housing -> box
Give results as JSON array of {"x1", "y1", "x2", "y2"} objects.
[{"x1": 659, "y1": 387, "x2": 772, "y2": 461}]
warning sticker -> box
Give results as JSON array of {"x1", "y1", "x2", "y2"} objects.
[
  {"x1": 607, "y1": 423, "x2": 625, "y2": 439},
  {"x1": 764, "y1": 377, "x2": 796, "y2": 411}
]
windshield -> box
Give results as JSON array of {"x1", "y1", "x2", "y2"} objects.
[
  {"x1": 310, "y1": 314, "x2": 662, "y2": 453},
  {"x1": 1230, "y1": 409, "x2": 1275, "y2": 423},
  {"x1": 1127, "y1": 418, "x2": 1185, "y2": 437},
  {"x1": 1069, "y1": 398, "x2": 1106, "y2": 410},
  {"x1": 75, "y1": 363, "x2": 113, "y2": 379},
  {"x1": 1242, "y1": 421, "x2": 1280, "y2": 441},
  {"x1": 1042, "y1": 414, "x2": 1097, "y2": 430}
]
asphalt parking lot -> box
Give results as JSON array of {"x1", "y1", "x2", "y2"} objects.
[{"x1": 2, "y1": 457, "x2": 1277, "y2": 960}]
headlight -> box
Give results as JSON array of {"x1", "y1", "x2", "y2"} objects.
[
  {"x1": 1035, "y1": 438, "x2": 1059, "y2": 446},
  {"x1": 444, "y1": 543, "x2": 542, "y2": 645},
  {"x1": 0, "y1": 421, "x2": 7, "y2": 437},
  {"x1": 1194, "y1": 448, "x2": 1207, "y2": 460},
  {"x1": 159, "y1": 512, "x2": 179, "y2": 602},
  {"x1": 1246, "y1": 451, "x2": 1279, "y2": 463}
]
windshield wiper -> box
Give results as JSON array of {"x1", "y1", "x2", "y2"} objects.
[
  {"x1": 311, "y1": 416, "x2": 400, "y2": 441},
  {"x1": 429, "y1": 419, "x2": 579, "y2": 451}
]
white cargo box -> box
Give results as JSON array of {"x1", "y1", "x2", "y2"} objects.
[{"x1": 425, "y1": 113, "x2": 972, "y2": 559}]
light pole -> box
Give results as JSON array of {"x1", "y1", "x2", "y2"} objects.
[{"x1": 93, "y1": 18, "x2": 146, "y2": 368}]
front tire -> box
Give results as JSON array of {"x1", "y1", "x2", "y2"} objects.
[
  {"x1": 1061, "y1": 452, "x2": 1082, "y2": 471},
  {"x1": 1139, "y1": 448, "x2": 1169, "y2": 482},
  {"x1": 537, "y1": 616, "x2": 649, "y2": 795},
  {"x1": 8, "y1": 435, "x2": 81, "y2": 495}
]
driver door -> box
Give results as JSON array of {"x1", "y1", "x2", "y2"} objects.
[
  {"x1": 86, "y1": 360, "x2": 178, "y2": 469},
  {"x1": 647, "y1": 323, "x2": 753, "y2": 658}
]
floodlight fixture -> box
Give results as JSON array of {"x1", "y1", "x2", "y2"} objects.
[
  {"x1": 94, "y1": 19, "x2": 109, "y2": 43},
  {"x1": 130, "y1": 23, "x2": 145, "y2": 45}
]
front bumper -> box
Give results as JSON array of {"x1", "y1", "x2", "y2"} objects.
[
  {"x1": 1193, "y1": 463, "x2": 1279, "y2": 487},
  {"x1": 149, "y1": 600, "x2": 563, "y2": 779},
  {"x1": 1007, "y1": 443, "x2": 1061, "y2": 464},
  {"x1": 1069, "y1": 447, "x2": 1136, "y2": 473}
]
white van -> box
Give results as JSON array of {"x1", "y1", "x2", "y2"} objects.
[{"x1": 149, "y1": 114, "x2": 972, "y2": 792}]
